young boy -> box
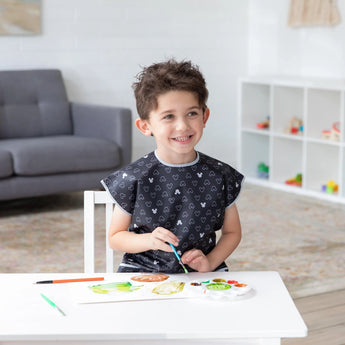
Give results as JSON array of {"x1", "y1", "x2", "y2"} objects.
[{"x1": 101, "y1": 59, "x2": 244, "y2": 273}]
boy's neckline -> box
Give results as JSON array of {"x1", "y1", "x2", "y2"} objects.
[{"x1": 154, "y1": 150, "x2": 200, "y2": 167}]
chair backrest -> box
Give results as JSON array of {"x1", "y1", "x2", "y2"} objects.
[{"x1": 84, "y1": 190, "x2": 115, "y2": 273}]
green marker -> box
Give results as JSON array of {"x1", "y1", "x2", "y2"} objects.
[{"x1": 40, "y1": 293, "x2": 66, "y2": 316}]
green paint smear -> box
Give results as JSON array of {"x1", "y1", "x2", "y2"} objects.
[
  {"x1": 206, "y1": 282, "x2": 231, "y2": 291},
  {"x1": 89, "y1": 282, "x2": 143, "y2": 294}
]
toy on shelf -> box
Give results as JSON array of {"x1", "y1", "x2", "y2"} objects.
[
  {"x1": 284, "y1": 117, "x2": 303, "y2": 135},
  {"x1": 321, "y1": 122, "x2": 340, "y2": 141},
  {"x1": 257, "y1": 162, "x2": 269, "y2": 179},
  {"x1": 285, "y1": 173, "x2": 302, "y2": 187},
  {"x1": 256, "y1": 116, "x2": 270, "y2": 129},
  {"x1": 321, "y1": 180, "x2": 338, "y2": 194}
]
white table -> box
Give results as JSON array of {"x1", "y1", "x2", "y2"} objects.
[{"x1": 0, "y1": 271, "x2": 307, "y2": 345}]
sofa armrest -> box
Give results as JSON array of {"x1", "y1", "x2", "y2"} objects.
[{"x1": 71, "y1": 102, "x2": 132, "y2": 166}]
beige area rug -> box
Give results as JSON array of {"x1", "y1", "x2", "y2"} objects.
[{"x1": 0, "y1": 183, "x2": 344, "y2": 298}]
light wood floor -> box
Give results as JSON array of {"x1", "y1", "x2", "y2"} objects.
[{"x1": 282, "y1": 289, "x2": 345, "y2": 345}]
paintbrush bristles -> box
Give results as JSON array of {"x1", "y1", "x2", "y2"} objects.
[{"x1": 179, "y1": 261, "x2": 189, "y2": 274}]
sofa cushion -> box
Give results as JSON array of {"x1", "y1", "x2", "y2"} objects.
[
  {"x1": 0, "y1": 149, "x2": 13, "y2": 178},
  {"x1": 0, "y1": 136, "x2": 121, "y2": 176},
  {"x1": 0, "y1": 70, "x2": 72, "y2": 139}
]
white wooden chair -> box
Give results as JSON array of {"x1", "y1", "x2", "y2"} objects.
[{"x1": 84, "y1": 190, "x2": 115, "y2": 273}]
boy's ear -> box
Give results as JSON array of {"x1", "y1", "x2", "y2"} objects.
[
  {"x1": 203, "y1": 108, "x2": 210, "y2": 127},
  {"x1": 135, "y1": 118, "x2": 152, "y2": 136}
]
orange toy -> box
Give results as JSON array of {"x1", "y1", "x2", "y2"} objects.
[
  {"x1": 256, "y1": 118, "x2": 270, "y2": 129},
  {"x1": 285, "y1": 173, "x2": 302, "y2": 187}
]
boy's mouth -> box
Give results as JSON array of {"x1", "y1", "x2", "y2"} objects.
[{"x1": 172, "y1": 135, "x2": 193, "y2": 142}]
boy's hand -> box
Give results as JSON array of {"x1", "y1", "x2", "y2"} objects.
[
  {"x1": 181, "y1": 249, "x2": 212, "y2": 272},
  {"x1": 149, "y1": 227, "x2": 179, "y2": 252}
]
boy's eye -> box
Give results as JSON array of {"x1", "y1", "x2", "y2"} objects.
[
  {"x1": 188, "y1": 111, "x2": 198, "y2": 117},
  {"x1": 163, "y1": 114, "x2": 174, "y2": 120}
]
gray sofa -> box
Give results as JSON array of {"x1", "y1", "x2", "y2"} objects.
[{"x1": 0, "y1": 69, "x2": 132, "y2": 201}]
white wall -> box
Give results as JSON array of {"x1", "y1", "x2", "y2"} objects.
[
  {"x1": 0, "y1": 0, "x2": 249, "y2": 166},
  {"x1": 248, "y1": 0, "x2": 345, "y2": 78}
]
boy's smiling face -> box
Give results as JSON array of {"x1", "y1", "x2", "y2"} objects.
[{"x1": 136, "y1": 90, "x2": 209, "y2": 165}]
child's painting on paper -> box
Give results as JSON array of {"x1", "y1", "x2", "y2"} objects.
[{"x1": 74, "y1": 273, "x2": 254, "y2": 304}]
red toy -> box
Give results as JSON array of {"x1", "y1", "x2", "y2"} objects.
[{"x1": 321, "y1": 122, "x2": 340, "y2": 141}]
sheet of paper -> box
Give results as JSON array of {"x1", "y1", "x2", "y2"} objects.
[{"x1": 71, "y1": 273, "x2": 254, "y2": 304}]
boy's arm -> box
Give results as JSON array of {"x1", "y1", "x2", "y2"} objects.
[
  {"x1": 207, "y1": 203, "x2": 242, "y2": 269},
  {"x1": 108, "y1": 205, "x2": 178, "y2": 253},
  {"x1": 182, "y1": 203, "x2": 241, "y2": 272}
]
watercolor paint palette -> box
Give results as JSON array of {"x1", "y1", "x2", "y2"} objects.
[
  {"x1": 200, "y1": 279, "x2": 254, "y2": 300},
  {"x1": 74, "y1": 274, "x2": 254, "y2": 304}
]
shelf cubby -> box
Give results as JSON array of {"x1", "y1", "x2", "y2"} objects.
[
  {"x1": 241, "y1": 132, "x2": 269, "y2": 180},
  {"x1": 305, "y1": 142, "x2": 340, "y2": 193},
  {"x1": 271, "y1": 137, "x2": 303, "y2": 186},
  {"x1": 241, "y1": 82, "x2": 270, "y2": 131},
  {"x1": 273, "y1": 85, "x2": 304, "y2": 136},
  {"x1": 306, "y1": 88, "x2": 341, "y2": 140}
]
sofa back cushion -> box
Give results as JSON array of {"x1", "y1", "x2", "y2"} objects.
[{"x1": 0, "y1": 69, "x2": 72, "y2": 139}]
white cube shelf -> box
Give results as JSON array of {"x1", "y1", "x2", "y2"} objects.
[{"x1": 238, "y1": 77, "x2": 345, "y2": 203}]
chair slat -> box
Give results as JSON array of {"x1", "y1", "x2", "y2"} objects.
[
  {"x1": 84, "y1": 191, "x2": 115, "y2": 273},
  {"x1": 84, "y1": 191, "x2": 95, "y2": 273},
  {"x1": 105, "y1": 202, "x2": 114, "y2": 273}
]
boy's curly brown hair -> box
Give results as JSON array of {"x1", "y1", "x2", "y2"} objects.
[{"x1": 132, "y1": 59, "x2": 209, "y2": 120}]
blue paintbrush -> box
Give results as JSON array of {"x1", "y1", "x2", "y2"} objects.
[{"x1": 168, "y1": 242, "x2": 188, "y2": 274}]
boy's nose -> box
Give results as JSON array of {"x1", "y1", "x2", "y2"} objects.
[{"x1": 176, "y1": 118, "x2": 189, "y2": 131}]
